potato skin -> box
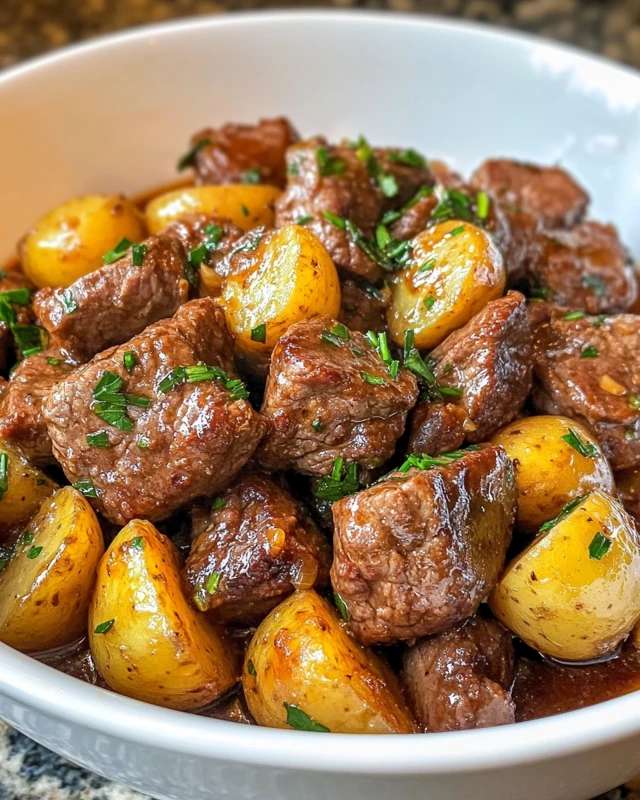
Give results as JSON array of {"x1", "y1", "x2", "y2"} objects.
[
  {"x1": 490, "y1": 490, "x2": 640, "y2": 661},
  {"x1": 146, "y1": 185, "x2": 280, "y2": 234},
  {"x1": 491, "y1": 415, "x2": 614, "y2": 533},
  {"x1": 89, "y1": 520, "x2": 237, "y2": 710},
  {"x1": 221, "y1": 225, "x2": 341, "y2": 360},
  {"x1": 20, "y1": 195, "x2": 146, "y2": 288},
  {"x1": 387, "y1": 219, "x2": 505, "y2": 350},
  {"x1": 0, "y1": 440, "x2": 57, "y2": 535},
  {"x1": 0, "y1": 486, "x2": 103, "y2": 653},
  {"x1": 243, "y1": 589, "x2": 417, "y2": 733}
]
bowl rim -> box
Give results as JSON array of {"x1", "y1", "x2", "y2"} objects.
[{"x1": 2, "y1": 8, "x2": 640, "y2": 775}]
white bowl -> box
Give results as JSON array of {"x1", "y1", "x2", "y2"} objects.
[{"x1": 1, "y1": 11, "x2": 640, "y2": 800}]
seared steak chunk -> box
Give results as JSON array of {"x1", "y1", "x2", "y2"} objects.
[
  {"x1": 43, "y1": 299, "x2": 267, "y2": 524},
  {"x1": 257, "y1": 315, "x2": 418, "y2": 475},
  {"x1": 401, "y1": 617, "x2": 516, "y2": 731},
  {"x1": 470, "y1": 158, "x2": 589, "y2": 229},
  {"x1": 183, "y1": 471, "x2": 331, "y2": 623},
  {"x1": 408, "y1": 292, "x2": 532, "y2": 455},
  {"x1": 189, "y1": 117, "x2": 299, "y2": 189},
  {"x1": 330, "y1": 445, "x2": 517, "y2": 644},
  {"x1": 0, "y1": 349, "x2": 75, "y2": 464},
  {"x1": 34, "y1": 235, "x2": 189, "y2": 360},
  {"x1": 532, "y1": 313, "x2": 640, "y2": 470},
  {"x1": 527, "y1": 222, "x2": 637, "y2": 314},
  {"x1": 338, "y1": 277, "x2": 388, "y2": 334}
]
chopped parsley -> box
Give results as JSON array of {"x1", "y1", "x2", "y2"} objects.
[
  {"x1": 287, "y1": 162, "x2": 299, "y2": 176},
  {"x1": 212, "y1": 497, "x2": 226, "y2": 511},
  {"x1": 592, "y1": 315, "x2": 608, "y2": 328},
  {"x1": 158, "y1": 363, "x2": 248, "y2": 401},
  {"x1": 247, "y1": 660, "x2": 257, "y2": 676},
  {"x1": 423, "y1": 296, "x2": 436, "y2": 310},
  {"x1": 397, "y1": 447, "x2": 479, "y2": 474},
  {"x1": 177, "y1": 138, "x2": 212, "y2": 171},
  {"x1": 375, "y1": 224, "x2": 392, "y2": 249},
  {"x1": 589, "y1": 531, "x2": 612, "y2": 560},
  {"x1": 320, "y1": 323, "x2": 350, "y2": 348},
  {"x1": 630, "y1": 396, "x2": 640, "y2": 410},
  {"x1": 73, "y1": 480, "x2": 98, "y2": 499},
  {"x1": 562, "y1": 428, "x2": 598, "y2": 458},
  {"x1": 580, "y1": 345, "x2": 599, "y2": 359},
  {"x1": 27, "y1": 546, "x2": 43, "y2": 559},
  {"x1": 419, "y1": 258, "x2": 436, "y2": 272},
  {"x1": 315, "y1": 458, "x2": 359, "y2": 502},
  {"x1": 0, "y1": 452, "x2": 8, "y2": 501},
  {"x1": 131, "y1": 243, "x2": 147, "y2": 267},
  {"x1": 333, "y1": 592, "x2": 349, "y2": 621},
  {"x1": 61, "y1": 289, "x2": 77, "y2": 314},
  {"x1": 12, "y1": 324, "x2": 47, "y2": 357},
  {"x1": 137, "y1": 437, "x2": 150, "y2": 449},
  {"x1": 250, "y1": 324, "x2": 267, "y2": 344},
  {"x1": 322, "y1": 210, "x2": 346, "y2": 230},
  {"x1": 403, "y1": 330, "x2": 441, "y2": 401},
  {"x1": 94, "y1": 619, "x2": 115, "y2": 634},
  {"x1": 582, "y1": 274, "x2": 607, "y2": 297},
  {"x1": 229, "y1": 234, "x2": 262, "y2": 259},
  {"x1": 539, "y1": 494, "x2": 587, "y2": 533},
  {"x1": 448, "y1": 225, "x2": 465, "y2": 237},
  {"x1": 283, "y1": 703, "x2": 329, "y2": 733},
  {"x1": 92, "y1": 371, "x2": 141, "y2": 431},
  {"x1": 240, "y1": 204, "x2": 250, "y2": 217},
  {"x1": 380, "y1": 184, "x2": 434, "y2": 226},
  {"x1": 316, "y1": 146, "x2": 346, "y2": 177},
  {"x1": 47, "y1": 357, "x2": 62, "y2": 366},
  {"x1": 102, "y1": 237, "x2": 133, "y2": 265},
  {"x1": 387, "y1": 149, "x2": 427, "y2": 168},
  {"x1": 360, "y1": 371, "x2": 386, "y2": 386},
  {"x1": 205, "y1": 572, "x2": 221, "y2": 594},
  {"x1": 242, "y1": 168, "x2": 262, "y2": 184},
  {"x1": 123, "y1": 352, "x2": 136, "y2": 372},
  {"x1": 440, "y1": 385, "x2": 463, "y2": 398},
  {"x1": 563, "y1": 311, "x2": 586, "y2": 321},
  {"x1": 296, "y1": 215, "x2": 313, "y2": 225},
  {"x1": 476, "y1": 191, "x2": 490, "y2": 220},
  {"x1": 431, "y1": 188, "x2": 473, "y2": 223},
  {"x1": 311, "y1": 419, "x2": 324, "y2": 432},
  {"x1": 131, "y1": 537, "x2": 144, "y2": 549},
  {"x1": 352, "y1": 135, "x2": 399, "y2": 198},
  {"x1": 0, "y1": 288, "x2": 30, "y2": 305},
  {"x1": 86, "y1": 431, "x2": 111, "y2": 448}
]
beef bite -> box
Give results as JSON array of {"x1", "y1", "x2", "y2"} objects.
[
  {"x1": 188, "y1": 117, "x2": 299, "y2": 189},
  {"x1": 183, "y1": 471, "x2": 331, "y2": 624},
  {"x1": 401, "y1": 616, "x2": 516, "y2": 732},
  {"x1": 256, "y1": 315, "x2": 418, "y2": 476},
  {"x1": 43, "y1": 298, "x2": 267, "y2": 525},
  {"x1": 526, "y1": 222, "x2": 637, "y2": 314},
  {"x1": 330, "y1": 445, "x2": 517, "y2": 645},
  {"x1": 408, "y1": 292, "x2": 532, "y2": 456},
  {"x1": 338, "y1": 277, "x2": 389, "y2": 334},
  {"x1": 531, "y1": 312, "x2": 640, "y2": 471},
  {"x1": 33, "y1": 235, "x2": 190, "y2": 361},
  {"x1": 275, "y1": 139, "x2": 433, "y2": 282},
  {"x1": 0, "y1": 349, "x2": 75, "y2": 464}
]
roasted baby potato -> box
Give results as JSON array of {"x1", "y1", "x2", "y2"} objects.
[
  {"x1": 490, "y1": 490, "x2": 640, "y2": 661},
  {"x1": 0, "y1": 486, "x2": 103, "y2": 653},
  {"x1": 221, "y1": 225, "x2": 341, "y2": 361},
  {"x1": 20, "y1": 195, "x2": 146, "y2": 288},
  {"x1": 491, "y1": 415, "x2": 614, "y2": 533},
  {"x1": 243, "y1": 589, "x2": 416, "y2": 733},
  {"x1": 0, "y1": 440, "x2": 57, "y2": 535},
  {"x1": 145, "y1": 185, "x2": 280, "y2": 234},
  {"x1": 387, "y1": 219, "x2": 505, "y2": 350},
  {"x1": 89, "y1": 520, "x2": 237, "y2": 710}
]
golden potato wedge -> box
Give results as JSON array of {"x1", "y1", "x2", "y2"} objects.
[
  {"x1": 20, "y1": 195, "x2": 146, "y2": 288},
  {"x1": 490, "y1": 490, "x2": 640, "y2": 661},
  {"x1": 387, "y1": 219, "x2": 505, "y2": 350},
  {"x1": 0, "y1": 486, "x2": 103, "y2": 653},
  {"x1": 89, "y1": 520, "x2": 237, "y2": 710},
  {"x1": 0, "y1": 440, "x2": 57, "y2": 534},
  {"x1": 220, "y1": 225, "x2": 341, "y2": 362},
  {"x1": 243, "y1": 590, "x2": 416, "y2": 733},
  {"x1": 491, "y1": 416, "x2": 614, "y2": 533},
  {"x1": 145, "y1": 185, "x2": 280, "y2": 234}
]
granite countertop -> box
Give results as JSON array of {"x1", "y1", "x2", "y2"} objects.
[{"x1": 1, "y1": 1, "x2": 640, "y2": 798}]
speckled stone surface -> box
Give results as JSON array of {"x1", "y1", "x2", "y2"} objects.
[{"x1": 1, "y1": 1, "x2": 640, "y2": 798}]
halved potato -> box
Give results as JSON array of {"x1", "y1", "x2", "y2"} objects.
[
  {"x1": 89, "y1": 520, "x2": 237, "y2": 710},
  {"x1": 387, "y1": 219, "x2": 505, "y2": 350},
  {"x1": 220, "y1": 224, "x2": 341, "y2": 362},
  {"x1": 145, "y1": 184, "x2": 280, "y2": 234},
  {"x1": 20, "y1": 195, "x2": 146, "y2": 288},
  {"x1": 0, "y1": 486, "x2": 103, "y2": 653},
  {"x1": 491, "y1": 416, "x2": 614, "y2": 533},
  {"x1": 243, "y1": 589, "x2": 416, "y2": 733},
  {"x1": 0, "y1": 440, "x2": 57, "y2": 534},
  {"x1": 490, "y1": 490, "x2": 640, "y2": 661}
]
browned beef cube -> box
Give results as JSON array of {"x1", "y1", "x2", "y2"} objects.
[
  {"x1": 256, "y1": 315, "x2": 418, "y2": 475},
  {"x1": 0, "y1": 270, "x2": 35, "y2": 371},
  {"x1": 532, "y1": 312, "x2": 640, "y2": 470},
  {"x1": 276, "y1": 140, "x2": 432, "y2": 282},
  {"x1": 183, "y1": 471, "x2": 331, "y2": 623},
  {"x1": 43, "y1": 299, "x2": 267, "y2": 524},
  {"x1": 470, "y1": 158, "x2": 589, "y2": 229},
  {"x1": 33, "y1": 235, "x2": 189, "y2": 361},
  {"x1": 330, "y1": 445, "x2": 516, "y2": 644},
  {"x1": 408, "y1": 292, "x2": 532, "y2": 456},
  {"x1": 188, "y1": 117, "x2": 299, "y2": 189},
  {"x1": 0, "y1": 349, "x2": 75, "y2": 464},
  {"x1": 527, "y1": 222, "x2": 637, "y2": 314},
  {"x1": 338, "y1": 277, "x2": 389, "y2": 334},
  {"x1": 401, "y1": 616, "x2": 515, "y2": 732}
]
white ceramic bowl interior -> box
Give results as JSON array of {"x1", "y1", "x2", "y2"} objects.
[{"x1": 1, "y1": 12, "x2": 640, "y2": 800}]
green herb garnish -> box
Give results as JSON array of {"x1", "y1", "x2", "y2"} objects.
[
  {"x1": 212, "y1": 497, "x2": 226, "y2": 511},
  {"x1": 177, "y1": 138, "x2": 212, "y2": 171},
  {"x1": 242, "y1": 168, "x2": 262, "y2": 184},
  {"x1": 12, "y1": 325, "x2": 46, "y2": 356},
  {"x1": 94, "y1": 619, "x2": 115, "y2": 634},
  {"x1": 0, "y1": 288, "x2": 30, "y2": 305},
  {"x1": 123, "y1": 352, "x2": 136, "y2": 372},
  {"x1": 0, "y1": 452, "x2": 8, "y2": 502},
  {"x1": 360, "y1": 371, "x2": 386, "y2": 386},
  {"x1": 589, "y1": 531, "x2": 612, "y2": 560},
  {"x1": 137, "y1": 437, "x2": 150, "y2": 449},
  {"x1": 47, "y1": 357, "x2": 62, "y2": 366},
  {"x1": 476, "y1": 191, "x2": 490, "y2": 220},
  {"x1": 131, "y1": 243, "x2": 147, "y2": 267},
  {"x1": 86, "y1": 431, "x2": 111, "y2": 448},
  {"x1": 316, "y1": 146, "x2": 346, "y2": 177},
  {"x1": 423, "y1": 296, "x2": 436, "y2": 310},
  {"x1": 284, "y1": 703, "x2": 329, "y2": 733},
  {"x1": 315, "y1": 458, "x2": 359, "y2": 502},
  {"x1": 562, "y1": 428, "x2": 598, "y2": 458},
  {"x1": 251, "y1": 324, "x2": 267, "y2": 344},
  {"x1": 630, "y1": 396, "x2": 640, "y2": 410},
  {"x1": 539, "y1": 494, "x2": 588, "y2": 532},
  {"x1": 580, "y1": 345, "x2": 599, "y2": 359},
  {"x1": 322, "y1": 210, "x2": 347, "y2": 230},
  {"x1": 418, "y1": 259, "x2": 436, "y2": 272},
  {"x1": 296, "y1": 215, "x2": 313, "y2": 225},
  {"x1": 73, "y1": 480, "x2": 98, "y2": 499},
  {"x1": 247, "y1": 660, "x2": 257, "y2": 676},
  {"x1": 582, "y1": 275, "x2": 607, "y2": 297},
  {"x1": 334, "y1": 592, "x2": 349, "y2": 621},
  {"x1": 449, "y1": 225, "x2": 465, "y2": 237},
  {"x1": 206, "y1": 572, "x2": 221, "y2": 594},
  {"x1": 27, "y1": 546, "x2": 43, "y2": 559},
  {"x1": 311, "y1": 420, "x2": 324, "y2": 432},
  {"x1": 102, "y1": 237, "x2": 133, "y2": 265},
  {"x1": 131, "y1": 537, "x2": 144, "y2": 549},
  {"x1": 563, "y1": 311, "x2": 585, "y2": 321},
  {"x1": 387, "y1": 149, "x2": 427, "y2": 168}
]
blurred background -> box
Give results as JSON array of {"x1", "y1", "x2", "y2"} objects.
[{"x1": 2, "y1": 0, "x2": 640, "y2": 71}]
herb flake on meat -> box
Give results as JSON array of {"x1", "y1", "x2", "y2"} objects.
[{"x1": 314, "y1": 457, "x2": 359, "y2": 502}]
